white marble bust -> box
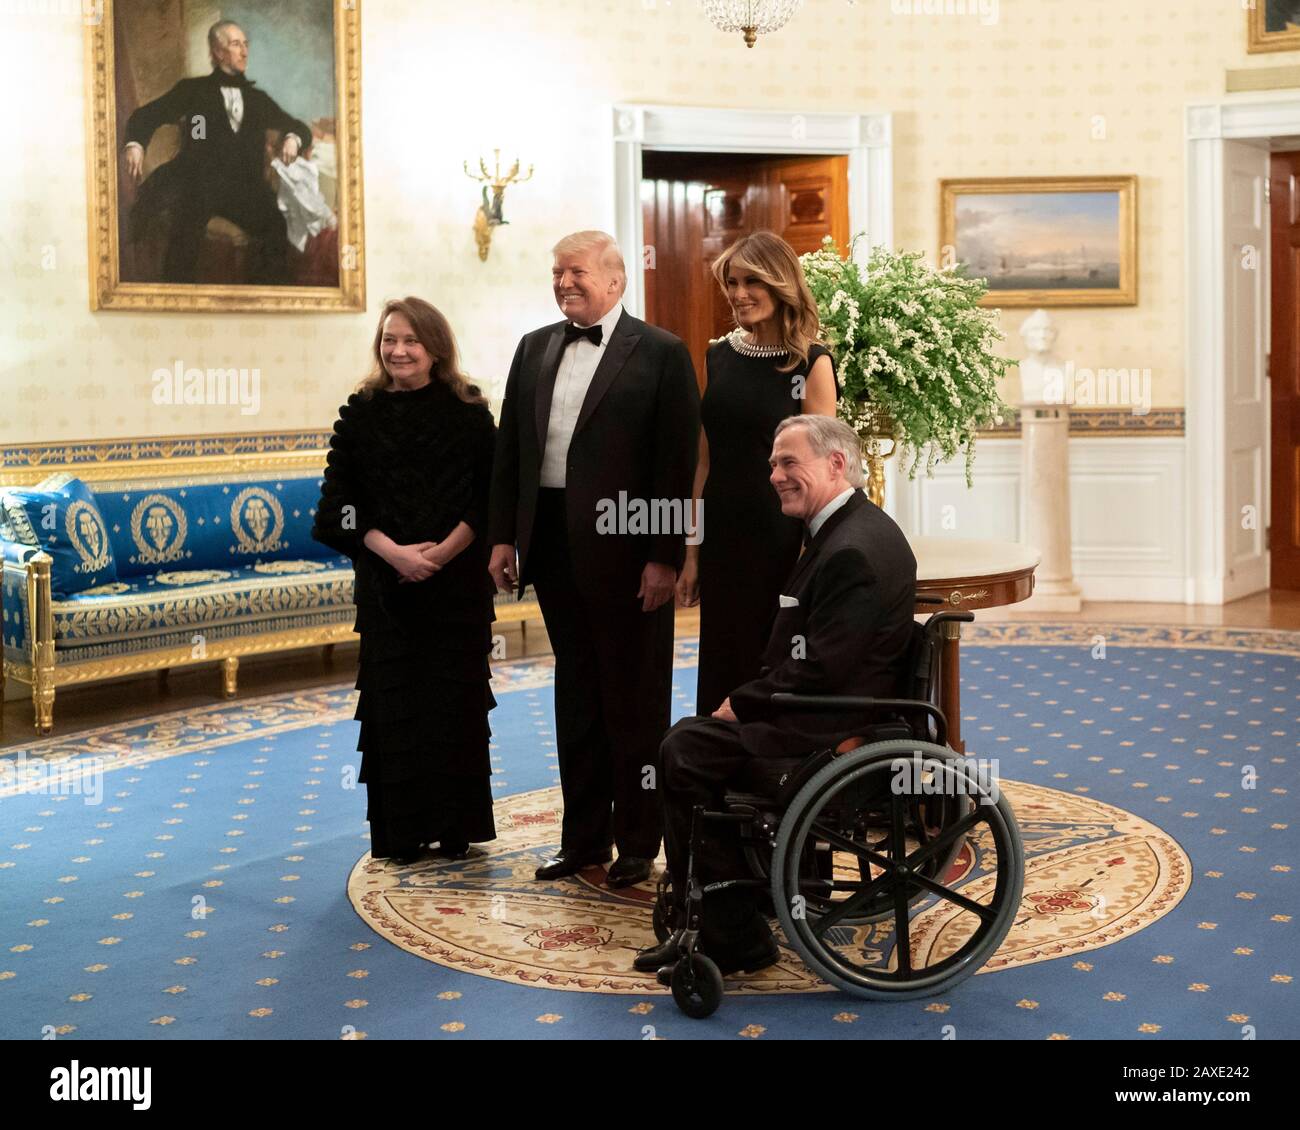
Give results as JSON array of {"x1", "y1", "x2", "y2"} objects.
[{"x1": 1016, "y1": 309, "x2": 1063, "y2": 406}]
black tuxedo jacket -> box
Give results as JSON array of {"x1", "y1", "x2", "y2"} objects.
[
  {"x1": 729, "y1": 489, "x2": 917, "y2": 758},
  {"x1": 488, "y1": 309, "x2": 700, "y2": 599},
  {"x1": 125, "y1": 70, "x2": 311, "y2": 190}
]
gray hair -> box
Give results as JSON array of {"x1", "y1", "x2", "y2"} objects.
[
  {"x1": 552, "y1": 230, "x2": 627, "y2": 293},
  {"x1": 208, "y1": 20, "x2": 244, "y2": 63},
  {"x1": 774, "y1": 414, "x2": 865, "y2": 488}
]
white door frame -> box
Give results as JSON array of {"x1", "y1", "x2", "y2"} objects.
[
  {"x1": 611, "y1": 104, "x2": 894, "y2": 317},
  {"x1": 1185, "y1": 96, "x2": 1300, "y2": 603}
]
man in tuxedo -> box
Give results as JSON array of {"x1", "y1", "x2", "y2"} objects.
[
  {"x1": 635, "y1": 414, "x2": 917, "y2": 976},
  {"x1": 488, "y1": 231, "x2": 700, "y2": 888},
  {"x1": 121, "y1": 19, "x2": 311, "y2": 284}
]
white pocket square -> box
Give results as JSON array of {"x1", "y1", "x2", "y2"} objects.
[{"x1": 779, "y1": 594, "x2": 800, "y2": 608}]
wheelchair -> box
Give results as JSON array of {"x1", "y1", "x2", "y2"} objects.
[{"x1": 654, "y1": 600, "x2": 1025, "y2": 1018}]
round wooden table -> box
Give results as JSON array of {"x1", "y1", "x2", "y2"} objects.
[{"x1": 911, "y1": 537, "x2": 1041, "y2": 754}]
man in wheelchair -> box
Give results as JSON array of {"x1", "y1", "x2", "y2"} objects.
[{"x1": 636, "y1": 415, "x2": 917, "y2": 979}]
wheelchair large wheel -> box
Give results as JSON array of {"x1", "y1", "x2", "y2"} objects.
[{"x1": 771, "y1": 739, "x2": 1024, "y2": 1001}]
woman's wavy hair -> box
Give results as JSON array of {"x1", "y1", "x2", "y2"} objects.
[
  {"x1": 711, "y1": 230, "x2": 821, "y2": 373},
  {"x1": 356, "y1": 297, "x2": 486, "y2": 405}
]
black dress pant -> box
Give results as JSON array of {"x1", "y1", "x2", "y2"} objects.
[
  {"x1": 659, "y1": 715, "x2": 753, "y2": 892},
  {"x1": 659, "y1": 715, "x2": 772, "y2": 946},
  {"x1": 527, "y1": 488, "x2": 672, "y2": 858}
]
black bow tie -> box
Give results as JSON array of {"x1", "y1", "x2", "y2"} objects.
[{"x1": 563, "y1": 322, "x2": 603, "y2": 347}]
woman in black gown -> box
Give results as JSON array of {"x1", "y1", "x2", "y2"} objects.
[
  {"x1": 313, "y1": 297, "x2": 497, "y2": 864},
  {"x1": 677, "y1": 231, "x2": 838, "y2": 716}
]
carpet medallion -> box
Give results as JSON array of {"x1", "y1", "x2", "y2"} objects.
[{"x1": 347, "y1": 778, "x2": 1190, "y2": 993}]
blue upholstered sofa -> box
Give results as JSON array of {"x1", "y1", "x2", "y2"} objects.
[{"x1": 0, "y1": 438, "x2": 357, "y2": 733}]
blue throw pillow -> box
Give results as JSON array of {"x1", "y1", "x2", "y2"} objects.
[{"x1": 1, "y1": 474, "x2": 119, "y2": 596}]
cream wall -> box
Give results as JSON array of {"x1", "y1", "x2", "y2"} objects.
[{"x1": 0, "y1": 0, "x2": 1287, "y2": 444}]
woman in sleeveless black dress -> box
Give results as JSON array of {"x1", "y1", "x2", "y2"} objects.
[
  {"x1": 313, "y1": 297, "x2": 497, "y2": 864},
  {"x1": 678, "y1": 232, "x2": 839, "y2": 716}
]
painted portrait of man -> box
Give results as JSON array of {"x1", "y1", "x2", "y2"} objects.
[{"x1": 106, "y1": 0, "x2": 352, "y2": 297}]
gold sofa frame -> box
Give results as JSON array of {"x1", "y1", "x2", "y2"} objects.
[{"x1": 0, "y1": 434, "x2": 541, "y2": 734}]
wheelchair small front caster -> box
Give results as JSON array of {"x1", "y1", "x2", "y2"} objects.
[{"x1": 670, "y1": 953, "x2": 723, "y2": 1019}]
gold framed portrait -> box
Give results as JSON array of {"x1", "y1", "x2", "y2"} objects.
[
  {"x1": 1248, "y1": 2, "x2": 1300, "y2": 54},
  {"x1": 84, "y1": 0, "x2": 365, "y2": 313},
  {"x1": 939, "y1": 176, "x2": 1138, "y2": 308}
]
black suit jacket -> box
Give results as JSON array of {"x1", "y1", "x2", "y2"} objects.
[
  {"x1": 125, "y1": 71, "x2": 311, "y2": 191},
  {"x1": 488, "y1": 309, "x2": 700, "y2": 599},
  {"x1": 728, "y1": 489, "x2": 917, "y2": 758}
]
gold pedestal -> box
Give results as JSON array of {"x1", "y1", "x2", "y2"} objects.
[{"x1": 857, "y1": 409, "x2": 897, "y2": 510}]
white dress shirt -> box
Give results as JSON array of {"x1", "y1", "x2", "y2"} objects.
[
  {"x1": 808, "y1": 487, "x2": 857, "y2": 540},
  {"x1": 220, "y1": 84, "x2": 245, "y2": 133},
  {"x1": 539, "y1": 303, "x2": 625, "y2": 488}
]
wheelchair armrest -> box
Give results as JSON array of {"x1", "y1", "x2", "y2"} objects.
[
  {"x1": 769, "y1": 693, "x2": 949, "y2": 746},
  {"x1": 915, "y1": 593, "x2": 945, "y2": 606},
  {"x1": 923, "y1": 609, "x2": 975, "y2": 631}
]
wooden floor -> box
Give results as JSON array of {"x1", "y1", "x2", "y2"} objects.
[{"x1": 5, "y1": 591, "x2": 1300, "y2": 747}]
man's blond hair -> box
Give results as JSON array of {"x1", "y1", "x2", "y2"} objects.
[{"x1": 552, "y1": 230, "x2": 627, "y2": 293}]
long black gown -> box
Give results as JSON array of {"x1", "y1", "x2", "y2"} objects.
[
  {"x1": 312, "y1": 378, "x2": 498, "y2": 857},
  {"x1": 696, "y1": 332, "x2": 837, "y2": 716}
]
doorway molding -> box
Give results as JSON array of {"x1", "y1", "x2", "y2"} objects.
[
  {"x1": 611, "y1": 104, "x2": 893, "y2": 317},
  {"x1": 1185, "y1": 95, "x2": 1300, "y2": 603}
]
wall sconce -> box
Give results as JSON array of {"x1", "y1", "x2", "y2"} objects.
[{"x1": 463, "y1": 149, "x2": 534, "y2": 261}]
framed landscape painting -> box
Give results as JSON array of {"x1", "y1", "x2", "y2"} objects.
[
  {"x1": 85, "y1": 0, "x2": 364, "y2": 312},
  {"x1": 940, "y1": 176, "x2": 1138, "y2": 308},
  {"x1": 1248, "y1": 1, "x2": 1300, "y2": 54}
]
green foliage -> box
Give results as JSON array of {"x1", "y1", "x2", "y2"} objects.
[{"x1": 800, "y1": 236, "x2": 1011, "y2": 485}]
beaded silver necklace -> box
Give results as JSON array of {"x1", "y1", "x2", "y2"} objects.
[{"x1": 725, "y1": 328, "x2": 788, "y2": 357}]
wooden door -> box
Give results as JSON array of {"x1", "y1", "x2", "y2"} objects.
[
  {"x1": 1221, "y1": 140, "x2": 1270, "y2": 601},
  {"x1": 1271, "y1": 151, "x2": 1300, "y2": 589},
  {"x1": 641, "y1": 152, "x2": 849, "y2": 388},
  {"x1": 764, "y1": 154, "x2": 851, "y2": 256}
]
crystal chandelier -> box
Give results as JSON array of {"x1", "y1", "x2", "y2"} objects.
[{"x1": 700, "y1": 0, "x2": 805, "y2": 48}]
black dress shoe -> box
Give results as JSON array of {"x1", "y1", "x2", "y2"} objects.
[
  {"x1": 534, "y1": 847, "x2": 613, "y2": 881},
  {"x1": 431, "y1": 840, "x2": 470, "y2": 860},
  {"x1": 711, "y1": 937, "x2": 780, "y2": 977},
  {"x1": 606, "y1": 855, "x2": 653, "y2": 889},
  {"x1": 633, "y1": 934, "x2": 681, "y2": 973},
  {"x1": 640, "y1": 930, "x2": 779, "y2": 979}
]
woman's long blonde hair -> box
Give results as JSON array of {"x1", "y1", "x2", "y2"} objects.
[
  {"x1": 712, "y1": 231, "x2": 821, "y2": 373},
  {"x1": 356, "y1": 297, "x2": 486, "y2": 405}
]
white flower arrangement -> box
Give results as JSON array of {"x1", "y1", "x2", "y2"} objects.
[{"x1": 800, "y1": 236, "x2": 1010, "y2": 486}]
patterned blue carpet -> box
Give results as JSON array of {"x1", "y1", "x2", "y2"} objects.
[{"x1": 0, "y1": 623, "x2": 1295, "y2": 1040}]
